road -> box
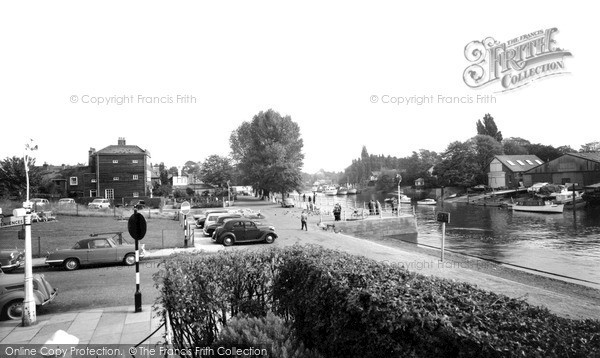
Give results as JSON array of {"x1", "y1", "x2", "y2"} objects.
[{"x1": 31, "y1": 258, "x2": 164, "y2": 316}]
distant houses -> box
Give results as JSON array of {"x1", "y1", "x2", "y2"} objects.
[{"x1": 487, "y1": 155, "x2": 543, "y2": 189}]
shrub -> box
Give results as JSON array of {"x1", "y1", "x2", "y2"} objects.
[{"x1": 213, "y1": 312, "x2": 323, "y2": 358}]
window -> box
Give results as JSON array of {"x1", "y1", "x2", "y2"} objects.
[
  {"x1": 133, "y1": 192, "x2": 139, "y2": 197},
  {"x1": 133, "y1": 174, "x2": 139, "y2": 180},
  {"x1": 535, "y1": 160, "x2": 543, "y2": 165},
  {"x1": 69, "y1": 176, "x2": 78, "y2": 185},
  {"x1": 507, "y1": 160, "x2": 516, "y2": 166},
  {"x1": 516, "y1": 160, "x2": 525, "y2": 165},
  {"x1": 132, "y1": 160, "x2": 138, "y2": 164},
  {"x1": 525, "y1": 160, "x2": 534, "y2": 165},
  {"x1": 112, "y1": 160, "x2": 118, "y2": 164},
  {"x1": 91, "y1": 178, "x2": 97, "y2": 183},
  {"x1": 105, "y1": 189, "x2": 114, "y2": 199},
  {"x1": 113, "y1": 177, "x2": 119, "y2": 181},
  {"x1": 90, "y1": 189, "x2": 97, "y2": 197}
]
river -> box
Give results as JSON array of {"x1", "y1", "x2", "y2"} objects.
[{"x1": 306, "y1": 191, "x2": 600, "y2": 287}]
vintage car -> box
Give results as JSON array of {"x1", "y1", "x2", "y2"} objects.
[
  {"x1": 0, "y1": 250, "x2": 24, "y2": 272},
  {"x1": 194, "y1": 209, "x2": 229, "y2": 228},
  {"x1": 202, "y1": 213, "x2": 242, "y2": 237},
  {"x1": 212, "y1": 218, "x2": 277, "y2": 246},
  {"x1": 58, "y1": 198, "x2": 76, "y2": 206},
  {"x1": 0, "y1": 271, "x2": 57, "y2": 320},
  {"x1": 46, "y1": 232, "x2": 145, "y2": 271},
  {"x1": 30, "y1": 198, "x2": 50, "y2": 211},
  {"x1": 88, "y1": 198, "x2": 111, "y2": 209},
  {"x1": 281, "y1": 197, "x2": 295, "y2": 208}
]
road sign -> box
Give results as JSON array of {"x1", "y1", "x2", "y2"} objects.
[
  {"x1": 437, "y1": 212, "x2": 450, "y2": 223},
  {"x1": 128, "y1": 212, "x2": 147, "y2": 240},
  {"x1": 180, "y1": 201, "x2": 191, "y2": 215}
]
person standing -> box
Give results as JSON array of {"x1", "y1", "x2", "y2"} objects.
[
  {"x1": 303, "y1": 193, "x2": 306, "y2": 202},
  {"x1": 368, "y1": 200, "x2": 374, "y2": 215},
  {"x1": 301, "y1": 210, "x2": 308, "y2": 230},
  {"x1": 376, "y1": 200, "x2": 381, "y2": 215}
]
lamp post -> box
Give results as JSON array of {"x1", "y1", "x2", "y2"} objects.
[{"x1": 22, "y1": 139, "x2": 38, "y2": 326}]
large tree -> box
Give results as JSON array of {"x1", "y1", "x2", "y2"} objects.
[
  {"x1": 434, "y1": 141, "x2": 479, "y2": 187},
  {"x1": 476, "y1": 113, "x2": 503, "y2": 142},
  {"x1": 0, "y1": 156, "x2": 42, "y2": 199},
  {"x1": 579, "y1": 141, "x2": 600, "y2": 153},
  {"x1": 230, "y1": 109, "x2": 304, "y2": 197},
  {"x1": 200, "y1": 155, "x2": 235, "y2": 187}
]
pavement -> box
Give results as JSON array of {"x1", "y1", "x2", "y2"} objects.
[{"x1": 2, "y1": 197, "x2": 598, "y2": 346}]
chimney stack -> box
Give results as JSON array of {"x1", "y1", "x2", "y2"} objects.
[{"x1": 118, "y1": 137, "x2": 126, "y2": 146}]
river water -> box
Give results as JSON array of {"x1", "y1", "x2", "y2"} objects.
[{"x1": 308, "y1": 191, "x2": 600, "y2": 287}]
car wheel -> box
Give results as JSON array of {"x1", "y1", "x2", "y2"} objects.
[
  {"x1": 265, "y1": 234, "x2": 275, "y2": 244},
  {"x1": 124, "y1": 253, "x2": 136, "y2": 266},
  {"x1": 3, "y1": 299, "x2": 23, "y2": 320},
  {"x1": 222, "y1": 236, "x2": 234, "y2": 247},
  {"x1": 64, "y1": 258, "x2": 80, "y2": 271}
]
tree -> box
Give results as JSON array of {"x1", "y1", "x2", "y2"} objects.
[
  {"x1": 200, "y1": 155, "x2": 235, "y2": 187},
  {"x1": 0, "y1": 156, "x2": 42, "y2": 199},
  {"x1": 476, "y1": 113, "x2": 503, "y2": 142},
  {"x1": 230, "y1": 109, "x2": 304, "y2": 197},
  {"x1": 434, "y1": 141, "x2": 479, "y2": 187},
  {"x1": 579, "y1": 141, "x2": 600, "y2": 153},
  {"x1": 525, "y1": 143, "x2": 562, "y2": 162},
  {"x1": 182, "y1": 160, "x2": 201, "y2": 178}
]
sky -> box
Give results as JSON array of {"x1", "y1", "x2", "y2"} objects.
[{"x1": 0, "y1": 1, "x2": 597, "y2": 174}]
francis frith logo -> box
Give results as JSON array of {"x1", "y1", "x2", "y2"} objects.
[{"x1": 463, "y1": 28, "x2": 571, "y2": 92}]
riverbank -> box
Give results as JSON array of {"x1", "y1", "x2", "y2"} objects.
[{"x1": 229, "y1": 196, "x2": 600, "y2": 320}]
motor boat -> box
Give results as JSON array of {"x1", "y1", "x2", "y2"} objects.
[
  {"x1": 512, "y1": 200, "x2": 564, "y2": 213},
  {"x1": 416, "y1": 198, "x2": 436, "y2": 205}
]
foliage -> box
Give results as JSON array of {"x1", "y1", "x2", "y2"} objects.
[
  {"x1": 200, "y1": 155, "x2": 235, "y2": 187},
  {"x1": 434, "y1": 141, "x2": 479, "y2": 187},
  {"x1": 230, "y1": 109, "x2": 304, "y2": 196},
  {"x1": 524, "y1": 143, "x2": 564, "y2": 162},
  {"x1": 214, "y1": 313, "x2": 323, "y2": 358},
  {"x1": 476, "y1": 113, "x2": 503, "y2": 142},
  {"x1": 155, "y1": 246, "x2": 600, "y2": 358},
  {"x1": 152, "y1": 183, "x2": 172, "y2": 197},
  {"x1": 579, "y1": 141, "x2": 600, "y2": 153},
  {"x1": 0, "y1": 156, "x2": 42, "y2": 199}
]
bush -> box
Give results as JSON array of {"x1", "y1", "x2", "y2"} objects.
[
  {"x1": 214, "y1": 312, "x2": 323, "y2": 358},
  {"x1": 154, "y1": 245, "x2": 600, "y2": 358}
]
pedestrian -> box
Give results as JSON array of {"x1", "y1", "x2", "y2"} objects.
[
  {"x1": 333, "y1": 203, "x2": 341, "y2": 221},
  {"x1": 390, "y1": 199, "x2": 395, "y2": 214},
  {"x1": 301, "y1": 210, "x2": 308, "y2": 230},
  {"x1": 313, "y1": 193, "x2": 316, "y2": 204},
  {"x1": 376, "y1": 200, "x2": 381, "y2": 215},
  {"x1": 303, "y1": 193, "x2": 306, "y2": 202},
  {"x1": 368, "y1": 200, "x2": 374, "y2": 215}
]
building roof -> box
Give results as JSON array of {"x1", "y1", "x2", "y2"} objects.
[
  {"x1": 492, "y1": 155, "x2": 543, "y2": 172},
  {"x1": 96, "y1": 145, "x2": 149, "y2": 156},
  {"x1": 568, "y1": 152, "x2": 600, "y2": 163}
]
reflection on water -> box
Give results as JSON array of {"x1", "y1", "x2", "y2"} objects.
[{"x1": 314, "y1": 192, "x2": 600, "y2": 285}]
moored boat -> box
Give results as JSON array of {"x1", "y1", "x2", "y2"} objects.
[
  {"x1": 512, "y1": 200, "x2": 564, "y2": 213},
  {"x1": 324, "y1": 186, "x2": 338, "y2": 196},
  {"x1": 416, "y1": 198, "x2": 436, "y2": 205},
  {"x1": 347, "y1": 188, "x2": 357, "y2": 194},
  {"x1": 337, "y1": 187, "x2": 348, "y2": 195}
]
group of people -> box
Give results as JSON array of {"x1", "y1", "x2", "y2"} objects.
[{"x1": 368, "y1": 199, "x2": 382, "y2": 215}]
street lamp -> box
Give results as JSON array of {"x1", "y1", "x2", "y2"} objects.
[{"x1": 22, "y1": 139, "x2": 38, "y2": 326}]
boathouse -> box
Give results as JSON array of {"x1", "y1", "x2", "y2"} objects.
[
  {"x1": 486, "y1": 155, "x2": 543, "y2": 189},
  {"x1": 523, "y1": 152, "x2": 600, "y2": 187}
]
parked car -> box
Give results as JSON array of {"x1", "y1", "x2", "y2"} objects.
[
  {"x1": 88, "y1": 198, "x2": 111, "y2": 209},
  {"x1": 131, "y1": 200, "x2": 146, "y2": 210},
  {"x1": 30, "y1": 198, "x2": 50, "y2": 210},
  {"x1": 0, "y1": 270, "x2": 57, "y2": 320},
  {"x1": 194, "y1": 209, "x2": 229, "y2": 228},
  {"x1": 212, "y1": 218, "x2": 277, "y2": 246},
  {"x1": 281, "y1": 198, "x2": 295, "y2": 208},
  {"x1": 202, "y1": 213, "x2": 242, "y2": 237},
  {"x1": 58, "y1": 198, "x2": 76, "y2": 206},
  {"x1": 46, "y1": 232, "x2": 145, "y2": 271},
  {"x1": 0, "y1": 250, "x2": 24, "y2": 272}
]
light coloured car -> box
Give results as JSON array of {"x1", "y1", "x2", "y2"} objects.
[
  {"x1": 30, "y1": 198, "x2": 50, "y2": 210},
  {"x1": 46, "y1": 232, "x2": 145, "y2": 271},
  {"x1": 88, "y1": 198, "x2": 111, "y2": 209},
  {"x1": 0, "y1": 271, "x2": 57, "y2": 320},
  {"x1": 58, "y1": 198, "x2": 76, "y2": 206}
]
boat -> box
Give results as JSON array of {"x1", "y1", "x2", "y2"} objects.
[
  {"x1": 512, "y1": 200, "x2": 564, "y2": 213},
  {"x1": 347, "y1": 188, "x2": 357, "y2": 194},
  {"x1": 550, "y1": 190, "x2": 585, "y2": 208},
  {"x1": 337, "y1": 187, "x2": 348, "y2": 195},
  {"x1": 399, "y1": 195, "x2": 412, "y2": 203},
  {"x1": 324, "y1": 186, "x2": 338, "y2": 196},
  {"x1": 416, "y1": 198, "x2": 436, "y2": 205}
]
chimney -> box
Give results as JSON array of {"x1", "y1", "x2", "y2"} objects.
[{"x1": 118, "y1": 137, "x2": 126, "y2": 146}]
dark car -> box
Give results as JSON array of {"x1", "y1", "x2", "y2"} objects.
[
  {"x1": 0, "y1": 250, "x2": 24, "y2": 272},
  {"x1": 212, "y1": 218, "x2": 277, "y2": 246},
  {"x1": 0, "y1": 270, "x2": 57, "y2": 320},
  {"x1": 202, "y1": 214, "x2": 242, "y2": 237},
  {"x1": 45, "y1": 232, "x2": 145, "y2": 271},
  {"x1": 132, "y1": 200, "x2": 146, "y2": 210}
]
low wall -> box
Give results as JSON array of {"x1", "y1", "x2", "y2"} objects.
[{"x1": 322, "y1": 214, "x2": 418, "y2": 240}]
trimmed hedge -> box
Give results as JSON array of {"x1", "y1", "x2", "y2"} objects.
[{"x1": 154, "y1": 245, "x2": 600, "y2": 358}]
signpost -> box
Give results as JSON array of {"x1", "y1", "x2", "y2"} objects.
[
  {"x1": 128, "y1": 211, "x2": 147, "y2": 313},
  {"x1": 180, "y1": 201, "x2": 191, "y2": 247},
  {"x1": 436, "y1": 212, "x2": 450, "y2": 262}
]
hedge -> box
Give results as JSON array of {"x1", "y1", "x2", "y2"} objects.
[{"x1": 154, "y1": 245, "x2": 600, "y2": 358}]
